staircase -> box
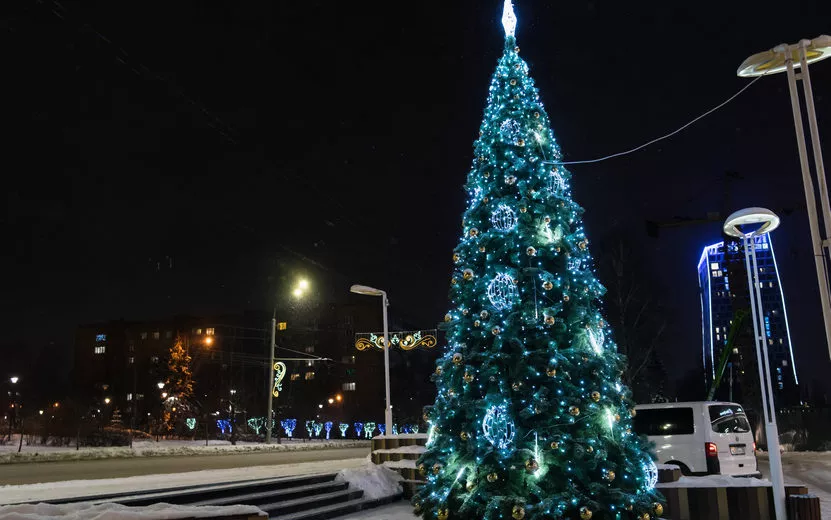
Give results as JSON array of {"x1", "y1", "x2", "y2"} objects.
[{"x1": 28, "y1": 473, "x2": 400, "y2": 519}]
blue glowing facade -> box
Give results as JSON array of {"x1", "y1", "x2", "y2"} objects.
[{"x1": 697, "y1": 234, "x2": 798, "y2": 404}]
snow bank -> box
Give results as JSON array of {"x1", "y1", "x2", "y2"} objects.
[
  {"x1": 336, "y1": 463, "x2": 403, "y2": 500},
  {"x1": 372, "y1": 445, "x2": 425, "y2": 455},
  {"x1": 0, "y1": 502, "x2": 265, "y2": 519},
  {"x1": 658, "y1": 475, "x2": 772, "y2": 489},
  {"x1": 0, "y1": 439, "x2": 369, "y2": 465},
  {"x1": 0, "y1": 458, "x2": 367, "y2": 505}
]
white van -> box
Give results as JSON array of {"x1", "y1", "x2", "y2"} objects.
[{"x1": 633, "y1": 401, "x2": 760, "y2": 477}]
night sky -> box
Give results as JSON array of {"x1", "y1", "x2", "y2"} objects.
[{"x1": 3, "y1": 0, "x2": 831, "y2": 396}]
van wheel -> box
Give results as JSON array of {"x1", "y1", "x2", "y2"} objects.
[{"x1": 665, "y1": 461, "x2": 691, "y2": 476}]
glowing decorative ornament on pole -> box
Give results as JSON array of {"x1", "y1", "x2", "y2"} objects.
[
  {"x1": 491, "y1": 204, "x2": 518, "y2": 232},
  {"x1": 643, "y1": 459, "x2": 658, "y2": 490},
  {"x1": 272, "y1": 361, "x2": 287, "y2": 397},
  {"x1": 501, "y1": 0, "x2": 517, "y2": 38},
  {"x1": 185, "y1": 418, "x2": 196, "y2": 430},
  {"x1": 482, "y1": 404, "x2": 516, "y2": 450},
  {"x1": 488, "y1": 273, "x2": 518, "y2": 311}
]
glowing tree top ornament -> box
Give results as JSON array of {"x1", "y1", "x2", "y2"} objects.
[{"x1": 414, "y1": 2, "x2": 662, "y2": 519}]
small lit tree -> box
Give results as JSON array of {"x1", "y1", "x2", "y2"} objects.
[{"x1": 164, "y1": 335, "x2": 194, "y2": 432}]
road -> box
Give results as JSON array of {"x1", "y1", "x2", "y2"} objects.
[{"x1": 0, "y1": 447, "x2": 369, "y2": 486}]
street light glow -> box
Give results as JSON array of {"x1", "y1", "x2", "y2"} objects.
[
  {"x1": 104, "y1": 397, "x2": 111, "y2": 405},
  {"x1": 298, "y1": 279, "x2": 309, "y2": 290},
  {"x1": 205, "y1": 336, "x2": 214, "y2": 346},
  {"x1": 336, "y1": 394, "x2": 342, "y2": 402},
  {"x1": 157, "y1": 382, "x2": 165, "y2": 389},
  {"x1": 318, "y1": 404, "x2": 323, "y2": 409},
  {"x1": 293, "y1": 288, "x2": 303, "y2": 297},
  {"x1": 328, "y1": 398, "x2": 334, "y2": 404},
  {"x1": 9, "y1": 377, "x2": 18, "y2": 384}
]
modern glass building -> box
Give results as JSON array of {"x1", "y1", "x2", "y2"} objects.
[{"x1": 697, "y1": 234, "x2": 798, "y2": 405}]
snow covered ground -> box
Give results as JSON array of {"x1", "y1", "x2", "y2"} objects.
[
  {"x1": 336, "y1": 502, "x2": 414, "y2": 520},
  {"x1": 758, "y1": 451, "x2": 831, "y2": 514},
  {"x1": 0, "y1": 458, "x2": 367, "y2": 505},
  {"x1": 0, "y1": 438, "x2": 368, "y2": 465}
]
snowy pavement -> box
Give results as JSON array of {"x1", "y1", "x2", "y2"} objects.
[
  {"x1": 758, "y1": 451, "x2": 831, "y2": 514},
  {"x1": 336, "y1": 502, "x2": 414, "y2": 520},
  {"x1": 0, "y1": 458, "x2": 367, "y2": 505},
  {"x1": 0, "y1": 438, "x2": 369, "y2": 464}
]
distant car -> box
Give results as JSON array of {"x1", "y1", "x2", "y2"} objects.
[{"x1": 633, "y1": 401, "x2": 760, "y2": 477}]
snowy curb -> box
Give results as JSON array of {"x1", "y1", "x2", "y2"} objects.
[
  {"x1": 0, "y1": 502, "x2": 266, "y2": 519},
  {"x1": 336, "y1": 462, "x2": 404, "y2": 500},
  {"x1": 0, "y1": 440, "x2": 370, "y2": 465}
]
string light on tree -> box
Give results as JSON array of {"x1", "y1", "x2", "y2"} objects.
[{"x1": 414, "y1": 2, "x2": 662, "y2": 519}]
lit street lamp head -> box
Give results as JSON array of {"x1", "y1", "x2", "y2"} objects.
[
  {"x1": 298, "y1": 279, "x2": 309, "y2": 290},
  {"x1": 9, "y1": 377, "x2": 18, "y2": 384},
  {"x1": 737, "y1": 35, "x2": 831, "y2": 77},
  {"x1": 157, "y1": 382, "x2": 165, "y2": 389},
  {"x1": 723, "y1": 207, "x2": 780, "y2": 238},
  {"x1": 350, "y1": 284, "x2": 385, "y2": 297}
]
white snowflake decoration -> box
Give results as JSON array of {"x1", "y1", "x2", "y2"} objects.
[
  {"x1": 501, "y1": 0, "x2": 517, "y2": 38},
  {"x1": 643, "y1": 459, "x2": 658, "y2": 490},
  {"x1": 547, "y1": 168, "x2": 566, "y2": 196},
  {"x1": 482, "y1": 404, "x2": 515, "y2": 450},
  {"x1": 500, "y1": 119, "x2": 522, "y2": 145},
  {"x1": 568, "y1": 257, "x2": 582, "y2": 271},
  {"x1": 487, "y1": 273, "x2": 518, "y2": 311},
  {"x1": 587, "y1": 326, "x2": 605, "y2": 355},
  {"x1": 491, "y1": 204, "x2": 518, "y2": 232}
]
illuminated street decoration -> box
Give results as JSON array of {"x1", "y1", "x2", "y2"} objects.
[
  {"x1": 355, "y1": 329, "x2": 437, "y2": 351},
  {"x1": 185, "y1": 418, "x2": 196, "y2": 430},
  {"x1": 272, "y1": 361, "x2": 287, "y2": 398}
]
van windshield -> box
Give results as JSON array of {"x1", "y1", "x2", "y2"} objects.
[
  {"x1": 632, "y1": 407, "x2": 694, "y2": 436},
  {"x1": 709, "y1": 404, "x2": 751, "y2": 433}
]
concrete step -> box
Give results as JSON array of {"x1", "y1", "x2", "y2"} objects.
[
  {"x1": 260, "y1": 489, "x2": 363, "y2": 517},
  {"x1": 270, "y1": 494, "x2": 402, "y2": 520},
  {"x1": 190, "y1": 481, "x2": 350, "y2": 508}
]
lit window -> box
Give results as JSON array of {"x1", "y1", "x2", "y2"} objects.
[
  {"x1": 780, "y1": 338, "x2": 784, "y2": 345},
  {"x1": 716, "y1": 334, "x2": 720, "y2": 340},
  {"x1": 710, "y1": 263, "x2": 719, "y2": 270},
  {"x1": 136, "y1": 394, "x2": 144, "y2": 400},
  {"x1": 304, "y1": 372, "x2": 315, "y2": 380},
  {"x1": 341, "y1": 355, "x2": 356, "y2": 364},
  {"x1": 128, "y1": 357, "x2": 134, "y2": 364},
  {"x1": 206, "y1": 328, "x2": 215, "y2": 336},
  {"x1": 342, "y1": 382, "x2": 356, "y2": 391},
  {"x1": 782, "y1": 359, "x2": 788, "y2": 366},
  {"x1": 769, "y1": 282, "x2": 774, "y2": 288},
  {"x1": 715, "y1": 327, "x2": 720, "y2": 333},
  {"x1": 140, "y1": 332, "x2": 148, "y2": 340},
  {"x1": 96, "y1": 334, "x2": 107, "y2": 342},
  {"x1": 152, "y1": 331, "x2": 160, "y2": 340},
  {"x1": 196, "y1": 328, "x2": 202, "y2": 335},
  {"x1": 305, "y1": 346, "x2": 315, "y2": 353},
  {"x1": 127, "y1": 393, "x2": 133, "y2": 401},
  {"x1": 94, "y1": 346, "x2": 106, "y2": 354},
  {"x1": 778, "y1": 382, "x2": 784, "y2": 389},
  {"x1": 768, "y1": 339, "x2": 774, "y2": 345},
  {"x1": 290, "y1": 373, "x2": 301, "y2": 381}
]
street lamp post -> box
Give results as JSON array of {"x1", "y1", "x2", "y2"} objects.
[
  {"x1": 723, "y1": 208, "x2": 786, "y2": 520},
  {"x1": 350, "y1": 284, "x2": 393, "y2": 438},
  {"x1": 266, "y1": 278, "x2": 309, "y2": 444},
  {"x1": 738, "y1": 36, "x2": 831, "y2": 359}
]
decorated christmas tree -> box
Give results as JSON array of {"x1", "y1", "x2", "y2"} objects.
[
  {"x1": 164, "y1": 335, "x2": 194, "y2": 431},
  {"x1": 414, "y1": 3, "x2": 663, "y2": 520}
]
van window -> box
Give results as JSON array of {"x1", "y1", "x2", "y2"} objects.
[
  {"x1": 632, "y1": 407, "x2": 694, "y2": 435},
  {"x1": 709, "y1": 404, "x2": 751, "y2": 433}
]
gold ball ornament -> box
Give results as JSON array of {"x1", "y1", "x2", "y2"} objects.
[
  {"x1": 519, "y1": 205, "x2": 527, "y2": 213},
  {"x1": 462, "y1": 308, "x2": 469, "y2": 316},
  {"x1": 626, "y1": 505, "x2": 634, "y2": 512},
  {"x1": 546, "y1": 366, "x2": 557, "y2": 377},
  {"x1": 615, "y1": 413, "x2": 621, "y2": 422},
  {"x1": 544, "y1": 315, "x2": 555, "y2": 325},
  {"x1": 452, "y1": 253, "x2": 460, "y2": 263},
  {"x1": 418, "y1": 463, "x2": 426, "y2": 476},
  {"x1": 505, "y1": 175, "x2": 517, "y2": 185},
  {"x1": 444, "y1": 314, "x2": 452, "y2": 322},
  {"x1": 447, "y1": 388, "x2": 456, "y2": 397},
  {"x1": 483, "y1": 196, "x2": 489, "y2": 203},
  {"x1": 491, "y1": 326, "x2": 501, "y2": 335},
  {"x1": 480, "y1": 310, "x2": 489, "y2": 319},
  {"x1": 478, "y1": 246, "x2": 487, "y2": 253},
  {"x1": 465, "y1": 480, "x2": 475, "y2": 492},
  {"x1": 579, "y1": 239, "x2": 588, "y2": 250},
  {"x1": 450, "y1": 278, "x2": 458, "y2": 285},
  {"x1": 512, "y1": 505, "x2": 526, "y2": 520},
  {"x1": 603, "y1": 469, "x2": 616, "y2": 482},
  {"x1": 630, "y1": 408, "x2": 637, "y2": 418},
  {"x1": 460, "y1": 431, "x2": 468, "y2": 441},
  {"x1": 452, "y1": 353, "x2": 463, "y2": 365},
  {"x1": 544, "y1": 216, "x2": 551, "y2": 223},
  {"x1": 511, "y1": 381, "x2": 522, "y2": 391},
  {"x1": 653, "y1": 503, "x2": 664, "y2": 516},
  {"x1": 435, "y1": 366, "x2": 443, "y2": 375},
  {"x1": 526, "y1": 246, "x2": 537, "y2": 256},
  {"x1": 514, "y1": 46, "x2": 520, "y2": 53},
  {"x1": 569, "y1": 406, "x2": 580, "y2": 416},
  {"x1": 483, "y1": 171, "x2": 490, "y2": 178},
  {"x1": 586, "y1": 445, "x2": 594, "y2": 453},
  {"x1": 640, "y1": 514, "x2": 650, "y2": 520},
  {"x1": 550, "y1": 441, "x2": 560, "y2": 450},
  {"x1": 518, "y1": 139, "x2": 525, "y2": 147},
  {"x1": 579, "y1": 506, "x2": 593, "y2": 520},
  {"x1": 423, "y1": 411, "x2": 430, "y2": 422},
  {"x1": 525, "y1": 458, "x2": 539, "y2": 473},
  {"x1": 510, "y1": 79, "x2": 517, "y2": 86},
  {"x1": 591, "y1": 391, "x2": 601, "y2": 402},
  {"x1": 469, "y1": 227, "x2": 479, "y2": 237},
  {"x1": 473, "y1": 320, "x2": 481, "y2": 328},
  {"x1": 437, "y1": 508, "x2": 450, "y2": 520},
  {"x1": 543, "y1": 281, "x2": 554, "y2": 290},
  {"x1": 534, "y1": 111, "x2": 540, "y2": 118},
  {"x1": 463, "y1": 269, "x2": 474, "y2": 280},
  {"x1": 463, "y1": 372, "x2": 474, "y2": 383},
  {"x1": 563, "y1": 295, "x2": 570, "y2": 302},
  {"x1": 432, "y1": 463, "x2": 442, "y2": 475},
  {"x1": 486, "y1": 472, "x2": 499, "y2": 483}
]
